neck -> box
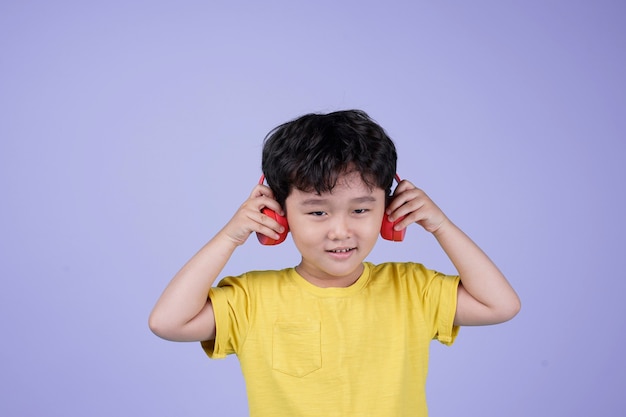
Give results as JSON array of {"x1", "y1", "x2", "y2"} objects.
[{"x1": 295, "y1": 263, "x2": 364, "y2": 288}]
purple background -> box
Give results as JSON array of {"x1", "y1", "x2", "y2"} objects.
[{"x1": 2, "y1": 1, "x2": 624, "y2": 416}]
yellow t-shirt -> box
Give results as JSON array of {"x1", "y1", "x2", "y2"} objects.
[{"x1": 202, "y1": 262, "x2": 460, "y2": 417}]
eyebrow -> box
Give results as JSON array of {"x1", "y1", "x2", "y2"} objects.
[{"x1": 299, "y1": 196, "x2": 378, "y2": 206}]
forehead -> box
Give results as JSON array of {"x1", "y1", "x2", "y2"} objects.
[{"x1": 287, "y1": 171, "x2": 385, "y2": 204}]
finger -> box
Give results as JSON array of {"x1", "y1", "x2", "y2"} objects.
[
  {"x1": 250, "y1": 183, "x2": 275, "y2": 199},
  {"x1": 387, "y1": 181, "x2": 416, "y2": 207},
  {"x1": 257, "y1": 208, "x2": 285, "y2": 229},
  {"x1": 392, "y1": 210, "x2": 422, "y2": 230},
  {"x1": 253, "y1": 210, "x2": 286, "y2": 238},
  {"x1": 254, "y1": 224, "x2": 283, "y2": 241},
  {"x1": 259, "y1": 196, "x2": 285, "y2": 216},
  {"x1": 246, "y1": 188, "x2": 284, "y2": 216},
  {"x1": 392, "y1": 179, "x2": 417, "y2": 196},
  {"x1": 386, "y1": 188, "x2": 422, "y2": 217}
]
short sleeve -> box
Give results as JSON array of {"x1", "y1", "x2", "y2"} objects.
[
  {"x1": 404, "y1": 263, "x2": 460, "y2": 346},
  {"x1": 430, "y1": 272, "x2": 461, "y2": 345},
  {"x1": 370, "y1": 262, "x2": 460, "y2": 346},
  {"x1": 201, "y1": 275, "x2": 251, "y2": 359}
]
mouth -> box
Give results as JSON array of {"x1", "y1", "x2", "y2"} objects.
[{"x1": 327, "y1": 247, "x2": 356, "y2": 254}]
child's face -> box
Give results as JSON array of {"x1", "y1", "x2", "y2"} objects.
[{"x1": 285, "y1": 170, "x2": 386, "y2": 288}]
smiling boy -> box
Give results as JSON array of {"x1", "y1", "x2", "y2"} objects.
[{"x1": 149, "y1": 110, "x2": 521, "y2": 416}]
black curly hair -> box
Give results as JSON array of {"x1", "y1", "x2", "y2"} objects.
[{"x1": 261, "y1": 109, "x2": 397, "y2": 208}]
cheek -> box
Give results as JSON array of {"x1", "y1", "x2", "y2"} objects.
[
  {"x1": 290, "y1": 229, "x2": 322, "y2": 256},
  {"x1": 286, "y1": 217, "x2": 317, "y2": 242},
  {"x1": 367, "y1": 221, "x2": 383, "y2": 241},
  {"x1": 369, "y1": 211, "x2": 386, "y2": 231}
]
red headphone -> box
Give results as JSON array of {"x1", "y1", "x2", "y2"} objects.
[{"x1": 256, "y1": 174, "x2": 406, "y2": 245}]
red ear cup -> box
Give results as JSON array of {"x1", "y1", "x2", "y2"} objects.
[
  {"x1": 257, "y1": 207, "x2": 289, "y2": 245},
  {"x1": 380, "y1": 214, "x2": 406, "y2": 241},
  {"x1": 255, "y1": 174, "x2": 290, "y2": 245},
  {"x1": 381, "y1": 173, "x2": 406, "y2": 242}
]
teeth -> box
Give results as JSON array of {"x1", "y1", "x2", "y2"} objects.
[{"x1": 330, "y1": 248, "x2": 352, "y2": 253}]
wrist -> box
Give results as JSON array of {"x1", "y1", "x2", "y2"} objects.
[
  {"x1": 430, "y1": 217, "x2": 453, "y2": 237},
  {"x1": 215, "y1": 228, "x2": 247, "y2": 249}
]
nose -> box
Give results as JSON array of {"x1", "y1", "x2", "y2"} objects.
[{"x1": 327, "y1": 214, "x2": 351, "y2": 241}]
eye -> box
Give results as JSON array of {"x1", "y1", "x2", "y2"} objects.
[
  {"x1": 354, "y1": 208, "x2": 369, "y2": 214},
  {"x1": 308, "y1": 211, "x2": 326, "y2": 216}
]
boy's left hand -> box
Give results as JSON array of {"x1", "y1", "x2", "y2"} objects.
[
  {"x1": 385, "y1": 179, "x2": 449, "y2": 234},
  {"x1": 387, "y1": 179, "x2": 521, "y2": 326}
]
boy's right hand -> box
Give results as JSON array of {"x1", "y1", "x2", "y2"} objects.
[
  {"x1": 219, "y1": 183, "x2": 286, "y2": 246},
  {"x1": 150, "y1": 181, "x2": 286, "y2": 343}
]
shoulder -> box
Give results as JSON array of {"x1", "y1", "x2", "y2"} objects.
[
  {"x1": 215, "y1": 268, "x2": 293, "y2": 289},
  {"x1": 366, "y1": 262, "x2": 459, "y2": 290},
  {"x1": 367, "y1": 262, "x2": 437, "y2": 278}
]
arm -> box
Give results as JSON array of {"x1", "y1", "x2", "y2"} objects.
[
  {"x1": 386, "y1": 180, "x2": 521, "y2": 326},
  {"x1": 148, "y1": 182, "x2": 286, "y2": 342}
]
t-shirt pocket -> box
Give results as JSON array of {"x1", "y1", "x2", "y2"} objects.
[{"x1": 272, "y1": 321, "x2": 321, "y2": 377}]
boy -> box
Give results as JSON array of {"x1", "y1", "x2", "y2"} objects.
[{"x1": 149, "y1": 110, "x2": 521, "y2": 416}]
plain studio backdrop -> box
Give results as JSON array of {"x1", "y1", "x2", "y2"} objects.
[{"x1": 1, "y1": 1, "x2": 624, "y2": 416}]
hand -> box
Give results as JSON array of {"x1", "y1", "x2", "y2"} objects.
[
  {"x1": 385, "y1": 179, "x2": 449, "y2": 234},
  {"x1": 219, "y1": 183, "x2": 286, "y2": 246},
  {"x1": 387, "y1": 180, "x2": 521, "y2": 325}
]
